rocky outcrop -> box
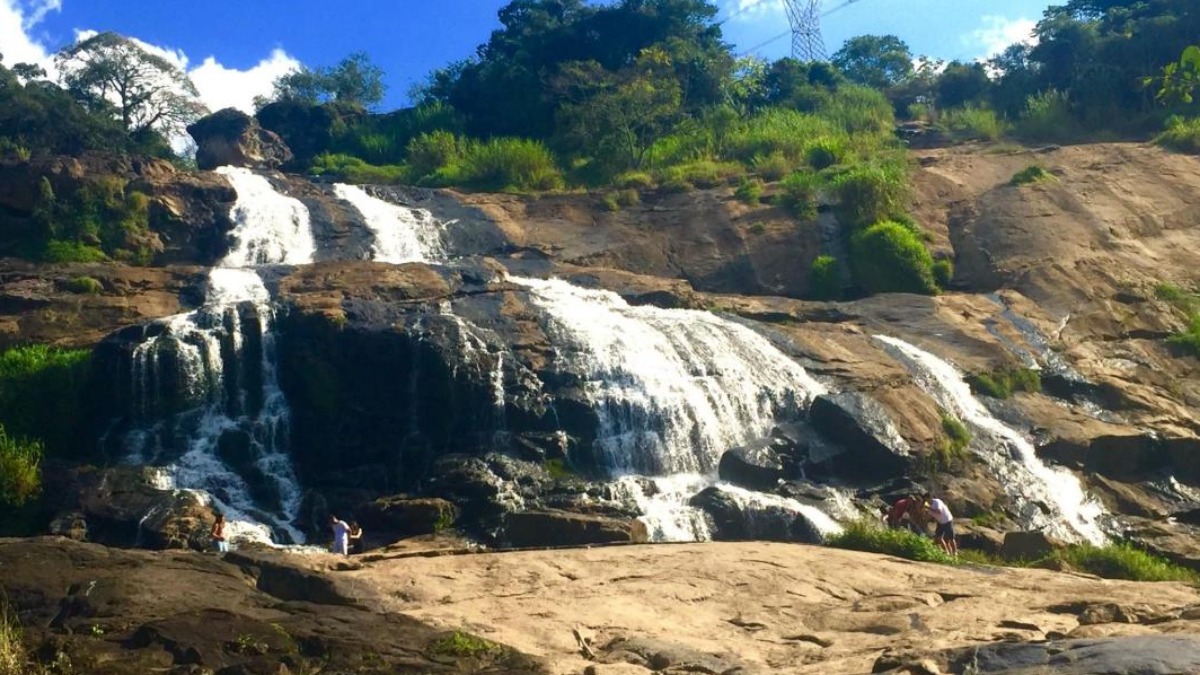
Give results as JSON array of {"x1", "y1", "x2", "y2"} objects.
[
  {"x1": 0, "y1": 538, "x2": 546, "y2": 675},
  {"x1": 187, "y1": 108, "x2": 294, "y2": 171},
  {"x1": 359, "y1": 496, "x2": 459, "y2": 538},
  {"x1": 501, "y1": 509, "x2": 648, "y2": 547},
  {"x1": 1000, "y1": 531, "x2": 1065, "y2": 561},
  {"x1": 689, "y1": 486, "x2": 824, "y2": 543},
  {"x1": 808, "y1": 393, "x2": 913, "y2": 481},
  {"x1": 955, "y1": 635, "x2": 1200, "y2": 675}
]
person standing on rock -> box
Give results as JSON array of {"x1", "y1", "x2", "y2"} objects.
[
  {"x1": 923, "y1": 492, "x2": 957, "y2": 557},
  {"x1": 348, "y1": 521, "x2": 365, "y2": 555},
  {"x1": 329, "y1": 515, "x2": 351, "y2": 556},
  {"x1": 210, "y1": 513, "x2": 228, "y2": 553}
]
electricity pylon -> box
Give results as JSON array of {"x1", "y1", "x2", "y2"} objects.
[{"x1": 783, "y1": 0, "x2": 825, "y2": 61}]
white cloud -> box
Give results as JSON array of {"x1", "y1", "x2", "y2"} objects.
[
  {"x1": 726, "y1": 0, "x2": 783, "y2": 23},
  {"x1": 0, "y1": 0, "x2": 55, "y2": 70},
  {"x1": 190, "y1": 49, "x2": 300, "y2": 114},
  {"x1": 970, "y1": 15, "x2": 1037, "y2": 60}
]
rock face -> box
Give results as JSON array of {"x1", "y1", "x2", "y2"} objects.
[
  {"x1": 961, "y1": 635, "x2": 1200, "y2": 675},
  {"x1": 689, "y1": 486, "x2": 824, "y2": 543},
  {"x1": 808, "y1": 393, "x2": 912, "y2": 481},
  {"x1": 1000, "y1": 530, "x2": 1065, "y2": 561},
  {"x1": 502, "y1": 509, "x2": 648, "y2": 547},
  {"x1": 187, "y1": 108, "x2": 294, "y2": 171},
  {"x1": 0, "y1": 538, "x2": 546, "y2": 675}
]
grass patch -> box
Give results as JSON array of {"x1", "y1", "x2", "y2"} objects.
[
  {"x1": 967, "y1": 367, "x2": 1041, "y2": 399},
  {"x1": 734, "y1": 178, "x2": 763, "y2": 205},
  {"x1": 1057, "y1": 542, "x2": 1198, "y2": 582},
  {"x1": 1009, "y1": 164, "x2": 1058, "y2": 186},
  {"x1": 939, "y1": 106, "x2": 1008, "y2": 141},
  {"x1": 428, "y1": 631, "x2": 500, "y2": 658},
  {"x1": 929, "y1": 411, "x2": 972, "y2": 473},
  {"x1": 658, "y1": 160, "x2": 743, "y2": 189},
  {"x1": 807, "y1": 255, "x2": 842, "y2": 301},
  {"x1": 65, "y1": 276, "x2": 102, "y2": 295},
  {"x1": 830, "y1": 159, "x2": 911, "y2": 230},
  {"x1": 826, "y1": 520, "x2": 953, "y2": 563},
  {"x1": 778, "y1": 171, "x2": 822, "y2": 221},
  {"x1": 1155, "y1": 282, "x2": 1200, "y2": 357},
  {"x1": 0, "y1": 345, "x2": 92, "y2": 457},
  {"x1": 0, "y1": 427, "x2": 42, "y2": 508},
  {"x1": 848, "y1": 220, "x2": 939, "y2": 295},
  {"x1": 1155, "y1": 116, "x2": 1200, "y2": 154},
  {"x1": 750, "y1": 152, "x2": 794, "y2": 181},
  {"x1": 601, "y1": 189, "x2": 640, "y2": 212},
  {"x1": 932, "y1": 259, "x2": 954, "y2": 288},
  {"x1": 543, "y1": 458, "x2": 578, "y2": 481},
  {"x1": 1013, "y1": 90, "x2": 1083, "y2": 143}
]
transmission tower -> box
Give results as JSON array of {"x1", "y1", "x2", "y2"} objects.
[{"x1": 784, "y1": 0, "x2": 825, "y2": 61}]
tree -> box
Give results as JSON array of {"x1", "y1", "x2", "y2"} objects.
[
  {"x1": 831, "y1": 35, "x2": 914, "y2": 90},
  {"x1": 1150, "y1": 45, "x2": 1200, "y2": 104},
  {"x1": 270, "y1": 52, "x2": 387, "y2": 108},
  {"x1": 935, "y1": 61, "x2": 991, "y2": 109},
  {"x1": 55, "y1": 32, "x2": 206, "y2": 138}
]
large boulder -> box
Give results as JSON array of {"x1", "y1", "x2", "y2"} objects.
[
  {"x1": 1000, "y1": 530, "x2": 1064, "y2": 561},
  {"x1": 501, "y1": 509, "x2": 648, "y2": 547},
  {"x1": 718, "y1": 443, "x2": 785, "y2": 491},
  {"x1": 1037, "y1": 433, "x2": 1165, "y2": 480},
  {"x1": 187, "y1": 108, "x2": 293, "y2": 171},
  {"x1": 956, "y1": 635, "x2": 1200, "y2": 675},
  {"x1": 689, "y1": 486, "x2": 825, "y2": 543},
  {"x1": 359, "y1": 496, "x2": 459, "y2": 537},
  {"x1": 809, "y1": 392, "x2": 912, "y2": 481}
]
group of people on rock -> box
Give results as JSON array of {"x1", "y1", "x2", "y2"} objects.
[
  {"x1": 880, "y1": 491, "x2": 958, "y2": 557},
  {"x1": 208, "y1": 512, "x2": 366, "y2": 556}
]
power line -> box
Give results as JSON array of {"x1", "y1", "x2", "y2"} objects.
[{"x1": 738, "y1": 0, "x2": 867, "y2": 58}]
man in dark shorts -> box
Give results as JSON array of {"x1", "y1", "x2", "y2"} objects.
[{"x1": 923, "y1": 492, "x2": 957, "y2": 557}]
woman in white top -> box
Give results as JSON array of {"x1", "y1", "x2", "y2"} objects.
[{"x1": 923, "y1": 492, "x2": 958, "y2": 557}]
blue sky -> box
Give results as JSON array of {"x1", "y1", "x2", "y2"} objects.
[{"x1": 2, "y1": 0, "x2": 1058, "y2": 112}]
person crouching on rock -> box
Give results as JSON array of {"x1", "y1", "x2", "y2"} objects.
[
  {"x1": 211, "y1": 512, "x2": 228, "y2": 553},
  {"x1": 348, "y1": 521, "x2": 365, "y2": 555},
  {"x1": 329, "y1": 515, "x2": 351, "y2": 556},
  {"x1": 923, "y1": 492, "x2": 957, "y2": 557}
]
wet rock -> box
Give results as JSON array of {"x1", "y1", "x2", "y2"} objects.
[
  {"x1": 689, "y1": 486, "x2": 824, "y2": 544},
  {"x1": 809, "y1": 392, "x2": 911, "y2": 481},
  {"x1": 718, "y1": 442, "x2": 785, "y2": 491},
  {"x1": 501, "y1": 509, "x2": 648, "y2": 547},
  {"x1": 957, "y1": 635, "x2": 1200, "y2": 674},
  {"x1": 1163, "y1": 436, "x2": 1200, "y2": 484},
  {"x1": 1037, "y1": 433, "x2": 1165, "y2": 480},
  {"x1": 358, "y1": 496, "x2": 459, "y2": 537},
  {"x1": 187, "y1": 108, "x2": 293, "y2": 171},
  {"x1": 1000, "y1": 531, "x2": 1065, "y2": 561}
]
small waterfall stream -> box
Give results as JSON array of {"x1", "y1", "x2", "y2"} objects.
[{"x1": 875, "y1": 335, "x2": 1109, "y2": 544}]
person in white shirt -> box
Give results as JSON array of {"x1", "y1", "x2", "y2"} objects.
[
  {"x1": 329, "y1": 515, "x2": 351, "y2": 555},
  {"x1": 923, "y1": 492, "x2": 957, "y2": 557}
]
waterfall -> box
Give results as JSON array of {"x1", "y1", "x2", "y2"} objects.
[
  {"x1": 122, "y1": 169, "x2": 312, "y2": 545},
  {"x1": 333, "y1": 183, "x2": 445, "y2": 263},
  {"x1": 874, "y1": 335, "x2": 1109, "y2": 544},
  {"x1": 613, "y1": 474, "x2": 715, "y2": 541},
  {"x1": 714, "y1": 483, "x2": 845, "y2": 539},
  {"x1": 513, "y1": 276, "x2": 827, "y2": 476}
]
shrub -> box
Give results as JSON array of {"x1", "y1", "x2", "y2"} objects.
[
  {"x1": 967, "y1": 367, "x2": 1042, "y2": 399},
  {"x1": 826, "y1": 519, "x2": 952, "y2": 563},
  {"x1": 65, "y1": 276, "x2": 103, "y2": 295},
  {"x1": 805, "y1": 137, "x2": 845, "y2": 170},
  {"x1": 808, "y1": 255, "x2": 843, "y2": 300},
  {"x1": 310, "y1": 153, "x2": 407, "y2": 184},
  {"x1": 830, "y1": 160, "x2": 910, "y2": 230},
  {"x1": 1155, "y1": 116, "x2": 1200, "y2": 154},
  {"x1": 751, "y1": 152, "x2": 793, "y2": 181},
  {"x1": 1167, "y1": 314, "x2": 1200, "y2": 357},
  {"x1": 601, "y1": 189, "x2": 639, "y2": 212},
  {"x1": 660, "y1": 177, "x2": 694, "y2": 193},
  {"x1": 734, "y1": 178, "x2": 764, "y2": 205},
  {"x1": 817, "y1": 84, "x2": 897, "y2": 136},
  {"x1": 0, "y1": 345, "x2": 92, "y2": 457},
  {"x1": 1057, "y1": 542, "x2": 1198, "y2": 582},
  {"x1": 660, "y1": 160, "x2": 743, "y2": 189},
  {"x1": 614, "y1": 171, "x2": 655, "y2": 190},
  {"x1": 0, "y1": 425, "x2": 42, "y2": 507},
  {"x1": 405, "y1": 130, "x2": 465, "y2": 180},
  {"x1": 778, "y1": 171, "x2": 822, "y2": 221},
  {"x1": 458, "y1": 138, "x2": 564, "y2": 192},
  {"x1": 748, "y1": 222, "x2": 766, "y2": 235},
  {"x1": 41, "y1": 240, "x2": 107, "y2": 263},
  {"x1": 427, "y1": 631, "x2": 500, "y2": 658},
  {"x1": 930, "y1": 411, "x2": 971, "y2": 472},
  {"x1": 1010, "y1": 164, "x2": 1057, "y2": 186},
  {"x1": 932, "y1": 259, "x2": 954, "y2": 288},
  {"x1": 848, "y1": 221, "x2": 938, "y2": 295},
  {"x1": 1014, "y1": 90, "x2": 1081, "y2": 142},
  {"x1": 939, "y1": 106, "x2": 1008, "y2": 141}
]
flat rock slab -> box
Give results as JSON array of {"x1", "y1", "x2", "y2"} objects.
[{"x1": 967, "y1": 635, "x2": 1200, "y2": 675}]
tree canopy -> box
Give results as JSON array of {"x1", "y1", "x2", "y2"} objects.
[{"x1": 267, "y1": 52, "x2": 387, "y2": 108}]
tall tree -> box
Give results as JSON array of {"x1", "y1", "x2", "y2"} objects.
[
  {"x1": 55, "y1": 32, "x2": 206, "y2": 137},
  {"x1": 831, "y1": 35, "x2": 914, "y2": 90},
  {"x1": 270, "y1": 52, "x2": 386, "y2": 108}
]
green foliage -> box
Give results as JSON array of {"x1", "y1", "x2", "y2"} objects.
[
  {"x1": 1155, "y1": 282, "x2": 1199, "y2": 309},
  {"x1": 614, "y1": 171, "x2": 656, "y2": 190},
  {"x1": 310, "y1": 153, "x2": 407, "y2": 184},
  {"x1": 601, "y1": 189, "x2": 640, "y2": 212},
  {"x1": 1156, "y1": 116, "x2": 1200, "y2": 154},
  {"x1": 0, "y1": 345, "x2": 92, "y2": 457},
  {"x1": 734, "y1": 178, "x2": 763, "y2": 205},
  {"x1": 830, "y1": 160, "x2": 910, "y2": 230},
  {"x1": 967, "y1": 367, "x2": 1042, "y2": 399},
  {"x1": 1013, "y1": 90, "x2": 1082, "y2": 143},
  {"x1": 427, "y1": 631, "x2": 500, "y2": 658},
  {"x1": 805, "y1": 137, "x2": 845, "y2": 170},
  {"x1": 65, "y1": 276, "x2": 103, "y2": 295},
  {"x1": 456, "y1": 137, "x2": 564, "y2": 192},
  {"x1": 1167, "y1": 314, "x2": 1200, "y2": 357},
  {"x1": 826, "y1": 519, "x2": 953, "y2": 563},
  {"x1": 1150, "y1": 45, "x2": 1200, "y2": 105},
  {"x1": 658, "y1": 160, "x2": 743, "y2": 189},
  {"x1": 932, "y1": 259, "x2": 954, "y2": 288},
  {"x1": 750, "y1": 152, "x2": 793, "y2": 181},
  {"x1": 1057, "y1": 542, "x2": 1198, "y2": 582},
  {"x1": 405, "y1": 130, "x2": 466, "y2": 179},
  {"x1": 543, "y1": 458, "x2": 578, "y2": 481},
  {"x1": 1010, "y1": 164, "x2": 1058, "y2": 186},
  {"x1": 268, "y1": 52, "x2": 386, "y2": 108},
  {"x1": 20, "y1": 175, "x2": 152, "y2": 264},
  {"x1": 807, "y1": 255, "x2": 843, "y2": 301},
  {"x1": 848, "y1": 220, "x2": 938, "y2": 295},
  {"x1": 778, "y1": 171, "x2": 822, "y2": 221},
  {"x1": 831, "y1": 35, "x2": 914, "y2": 90},
  {"x1": 41, "y1": 241, "x2": 107, "y2": 263},
  {"x1": 0, "y1": 425, "x2": 42, "y2": 507},
  {"x1": 929, "y1": 411, "x2": 971, "y2": 473},
  {"x1": 939, "y1": 106, "x2": 1008, "y2": 141}
]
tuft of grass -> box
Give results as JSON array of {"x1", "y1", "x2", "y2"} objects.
[
  {"x1": 543, "y1": 458, "x2": 578, "y2": 481},
  {"x1": 600, "y1": 189, "x2": 639, "y2": 213},
  {"x1": 932, "y1": 259, "x2": 954, "y2": 289},
  {"x1": 1058, "y1": 542, "x2": 1198, "y2": 582},
  {"x1": 1155, "y1": 282, "x2": 1200, "y2": 357},
  {"x1": 658, "y1": 160, "x2": 744, "y2": 189},
  {"x1": 0, "y1": 426, "x2": 43, "y2": 508},
  {"x1": 1013, "y1": 89, "x2": 1082, "y2": 143},
  {"x1": 734, "y1": 178, "x2": 764, "y2": 205},
  {"x1": 830, "y1": 159, "x2": 911, "y2": 230},
  {"x1": 1155, "y1": 116, "x2": 1200, "y2": 154},
  {"x1": 848, "y1": 220, "x2": 939, "y2": 296},
  {"x1": 939, "y1": 106, "x2": 1008, "y2": 141},
  {"x1": 1009, "y1": 164, "x2": 1058, "y2": 186},
  {"x1": 929, "y1": 411, "x2": 971, "y2": 473},
  {"x1": 807, "y1": 255, "x2": 842, "y2": 301},
  {"x1": 826, "y1": 520, "x2": 953, "y2": 563},
  {"x1": 0, "y1": 602, "x2": 23, "y2": 675},
  {"x1": 967, "y1": 367, "x2": 1042, "y2": 399},
  {"x1": 65, "y1": 276, "x2": 102, "y2": 295},
  {"x1": 778, "y1": 171, "x2": 822, "y2": 221},
  {"x1": 41, "y1": 240, "x2": 107, "y2": 264},
  {"x1": 614, "y1": 171, "x2": 655, "y2": 190},
  {"x1": 427, "y1": 631, "x2": 500, "y2": 658},
  {"x1": 750, "y1": 152, "x2": 794, "y2": 182}
]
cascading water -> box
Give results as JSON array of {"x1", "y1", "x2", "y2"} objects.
[
  {"x1": 122, "y1": 168, "x2": 314, "y2": 544},
  {"x1": 874, "y1": 335, "x2": 1109, "y2": 544},
  {"x1": 333, "y1": 184, "x2": 445, "y2": 263}
]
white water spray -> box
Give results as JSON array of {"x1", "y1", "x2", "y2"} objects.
[
  {"x1": 875, "y1": 335, "x2": 1108, "y2": 544},
  {"x1": 333, "y1": 183, "x2": 446, "y2": 263}
]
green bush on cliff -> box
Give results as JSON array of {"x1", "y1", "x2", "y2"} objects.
[
  {"x1": 1057, "y1": 542, "x2": 1198, "y2": 582},
  {"x1": 1155, "y1": 116, "x2": 1200, "y2": 154},
  {"x1": 929, "y1": 412, "x2": 971, "y2": 473},
  {"x1": 848, "y1": 221, "x2": 938, "y2": 295},
  {"x1": 1009, "y1": 164, "x2": 1057, "y2": 186},
  {"x1": 0, "y1": 344, "x2": 92, "y2": 457},
  {"x1": 778, "y1": 171, "x2": 822, "y2": 221},
  {"x1": 807, "y1": 255, "x2": 843, "y2": 300},
  {"x1": 427, "y1": 631, "x2": 500, "y2": 658},
  {"x1": 967, "y1": 367, "x2": 1041, "y2": 399},
  {"x1": 826, "y1": 520, "x2": 952, "y2": 563},
  {"x1": 831, "y1": 160, "x2": 910, "y2": 230},
  {"x1": 0, "y1": 425, "x2": 42, "y2": 508}
]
